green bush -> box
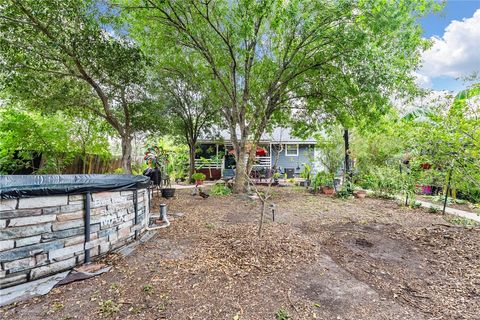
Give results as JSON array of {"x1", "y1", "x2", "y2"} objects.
[
  {"x1": 211, "y1": 183, "x2": 232, "y2": 196},
  {"x1": 192, "y1": 172, "x2": 206, "y2": 181}
]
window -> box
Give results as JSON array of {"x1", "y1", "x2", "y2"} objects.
[{"x1": 285, "y1": 144, "x2": 299, "y2": 156}]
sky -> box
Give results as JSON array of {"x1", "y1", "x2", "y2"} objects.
[{"x1": 417, "y1": 0, "x2": 480, "y2": 92}]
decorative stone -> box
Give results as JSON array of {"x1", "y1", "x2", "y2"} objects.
[
  {"x1": 60, "y1": 203, "x2": 84, "y2": 213},
  {"x1": 0, "y1": 199, "x2": 17, "y2": 211},
  {"x1": 68, "y1": 194, "x2": 84, "y2": 202},
  {"x1": 64, "y1": 235, "x2": 85, "y2": 247},
  {"x1": 0, "y1": 241, "x2": 63, "y2": 262},
  {"x1": 57, "y1": 210, "x2": 84, "y2": 222},
  {"x1": 8, "y1": 215, "x2": 56, "y2": 227},
  {"x1": 42, "y1": 207, "x2": 61, "y2": 215},
  {"x1": 48, "y1": 243, "x2": 85, "y2": 260},
  {"x1": 4, "y1": 257, "x2": 36, "y2": 273},
  {"x1": 30, "y1": 257, "x2": 76, "y2": 280},
  {"x1": 52, "y1": 219, "x2": 84, "y2": 231},
  {"x1": 18, "y1": 196, "x2": 68, "y2": 209},
  {"x1": 42, "y1": 227, "x2": 84, "y2": 240},
  {"x1": 0, "y1": 273, "x2": 27, "y2": 289},
  {"x1": 15, "y1": 236, "x2": 42, "y2": 247},
  {"x1": 0, "y1": 209, "x2": 42, "y2": 219},
  {"x1": 0, "y1": 220, "x2": 6, "y2": 228},
  {"x1": 0, "y1": 223, "x2": 52, "y2": 241},
  {"x1": 0, "y1": 240, "x2": 15, "y2": 252}
]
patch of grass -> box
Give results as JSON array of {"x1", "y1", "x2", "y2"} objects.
[
  {"x1": 275, "y1": 308, "x2": 291, "y2": 320},
  {"x1": 428, "y1": 206, "x2": 439, "y2": 214},
  {"x1": 205, "y1": 222, "x2": 216, "y2": 229},
  {"x1": 46, "y1": 301, "x2": 64, "y2": 315},
  {"x1": 143, "y1": 284, "x2": 154, "y2": 294},
  {"x1": 445, "y1": 215, "x2": 479, "y2": 227},
  {"x1": 98, "y1": 299, "x2": 120, "y2": 317}
]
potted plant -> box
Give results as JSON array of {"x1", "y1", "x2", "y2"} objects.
[
  {"x1": 300, "y1": 164, "x2": 312, "y2": 188},
  {"x1": 318, "y1": 172, "x2": 335, "y2": 195},
  {"x1": 192, "y1": 172, "x2": 206, "y2": 186}
]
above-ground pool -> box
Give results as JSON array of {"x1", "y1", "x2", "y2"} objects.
[{"x1": 0, "y1": 174, "x2": 150, "y2": 289}]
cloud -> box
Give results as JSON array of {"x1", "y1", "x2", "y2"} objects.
[{"x1": 418, "y1": 9, "x2": 480, "y2": 86}]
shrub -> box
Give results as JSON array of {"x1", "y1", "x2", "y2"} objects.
[
  {"x1": 192, "y1": 172, "x2": 206, "y2": 181},
  {"x1": 211, "y1": 183, "x2": 232, "y2": 196}
]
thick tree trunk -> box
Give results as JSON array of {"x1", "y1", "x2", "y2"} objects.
[
  {"x1": 188, "y1": 143, "x2": 196, "y2": 182},
  {"x1": 233, "y1": 147, "x2": 249, "y2": 193},
  {"x1": 120, "y1": 134, "x2": 133, "y2": 174}
]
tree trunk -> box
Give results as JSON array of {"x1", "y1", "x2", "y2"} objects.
[
  {"x1": 188, "y1": 142, "x2": 196, "y2": 182},
  {"x1": 120, "y1": 134, "x2": 133, "y2": 174},
  {"x1": 343, "y1": 129, "x2": 352, "y2": 185},
  {"x1": 233, "y1": 147, "x2": 249, "y2": 193}
]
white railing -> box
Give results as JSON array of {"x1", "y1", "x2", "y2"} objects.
[
  {"x1": 195, "y1": 158, "x2": 222, "y2": 169},
  {"x1": 253, "y1": 156, "x2": 271, "y2": 167}
]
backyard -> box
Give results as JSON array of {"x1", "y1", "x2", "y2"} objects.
[{"x1": 1, "y1": 187, "x2": 478, "y2": 320}]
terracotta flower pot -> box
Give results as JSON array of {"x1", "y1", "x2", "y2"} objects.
[
  {"x1": 354, "y1": 190, "x2": 367, "y2": 199},
  {"x1": 321, "y1": 186, "x2": 335, "y2": 195}
]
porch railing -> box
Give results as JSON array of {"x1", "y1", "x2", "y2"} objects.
[
  {"x1": 253, "y1": 156, "x2": 271, "y2": 167},
  {"x1": 195, "y1": 158, "x2": 222, "y2": 169}
]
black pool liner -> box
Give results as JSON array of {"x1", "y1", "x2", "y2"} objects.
[{"x1": 0, "y1": 174, "x2": 150, "y2": 199}]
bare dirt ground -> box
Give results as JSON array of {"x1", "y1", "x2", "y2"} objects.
[{"x1": 1, "y1": 187, "x2": 479, "y2": 320}]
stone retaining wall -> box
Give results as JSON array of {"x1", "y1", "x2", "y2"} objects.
[{"x1": 0, "y1": 189, "x2": 149, "y2": 289}]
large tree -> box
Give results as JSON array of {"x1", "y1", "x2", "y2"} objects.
[
  {"x1": 158, "y1": 66, "x2": 219, "y2": 181},
  {"x1": 0, "y1": 0, "x2": 152, "y2": 173},
  {"x1": 122, "y1": 0, "x2": 436, "y2": 192}
]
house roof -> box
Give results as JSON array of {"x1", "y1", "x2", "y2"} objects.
[{"x1": 199, "y1": 127, "x2": 316, "y2": 144}]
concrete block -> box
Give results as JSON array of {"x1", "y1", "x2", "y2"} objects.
[
  {"x1": 48, "y1": 243, "x2": 84, "y2": 260},
  {"x1": 30, "y1": 257, "x2": 76, "y2": 280},
  {"x1": 15, "y1": 236, "x2": 41, "y2": 247},
  {"x1": 52, "y1": 219, "x2": 83, "y2": 231},
  {"x1": 18, "y1": 196, "x2": 68, "y2": 209},
  {"x1": 0, "y1": 223, "x2": 52, "y2": 241},
  {"x1": 0, "y1": 240, "x2": 15, "y2": 251},
  {"x1": 60, "y1": 203, "x2": 84, "y2": 213},
  {"x1": 4, "y1": 257, "x2": 36, "y2": 273},
  {"x1": 0, "y1": 199, "x2": 17, "y2": 211},
  {"x1": 57, "y1": 210, "x2": 84, "y2": 222},
  {"x1": 120, "y1": 191, "x2": 133, "y2": 196},
  {"x1": 8, "y1": 215, "x2": 56, "y2": 227}
]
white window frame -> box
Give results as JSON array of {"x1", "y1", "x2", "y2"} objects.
[{"x1": 285, "y1": 144, "x2": 299, "y2": 156}]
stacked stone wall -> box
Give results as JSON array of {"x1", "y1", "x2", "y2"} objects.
[{"x1": 0, "y1": 189, "x2": 149, "y2": 289}]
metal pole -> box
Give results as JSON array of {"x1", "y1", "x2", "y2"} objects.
[
  {"x1": 134, "y1": 190, "x2": 139, "y2": 240},
  {"x1": 84, "y1": 192, "x2": 91, "y2": 263}
]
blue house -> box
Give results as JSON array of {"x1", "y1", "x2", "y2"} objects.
[{"x1": 195, "y1": 128, "x2": 323, "y2": 179}]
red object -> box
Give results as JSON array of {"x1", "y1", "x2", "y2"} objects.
[
  {"x1": 421, "y1": 163, "x2": 431, "y2": 170},
  {"x1": 228, "y1": 147, "x2": 267, "y2": 156},
  {"x1": 255, "y1": 147, "x2": 267, "y2": 156}
]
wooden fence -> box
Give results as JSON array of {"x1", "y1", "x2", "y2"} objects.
[{"x1": 63, "y1": 155, "x2": 144, "y2": 174}]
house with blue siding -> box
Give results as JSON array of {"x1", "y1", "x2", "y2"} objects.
[{"x1": 195, "y1": 128, "x2": 324, "y2": 179}]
